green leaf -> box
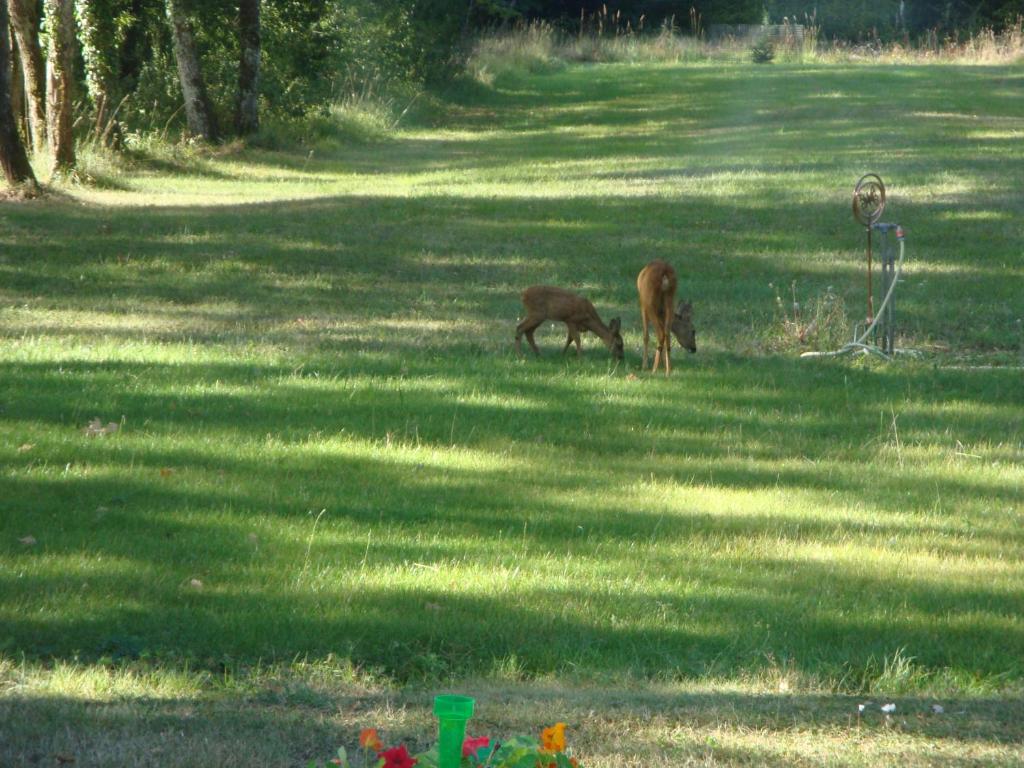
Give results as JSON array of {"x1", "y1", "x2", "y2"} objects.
[{"x1": 414, "y1": 746, "x2": 440, "y2": 768}]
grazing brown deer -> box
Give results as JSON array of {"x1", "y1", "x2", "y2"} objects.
[
  {"x1": 637, "y1": 260, "x2": 696, "y2": 375},
  {"x1": 515, "y1": 286, "x2": 624, "y2": 360}
]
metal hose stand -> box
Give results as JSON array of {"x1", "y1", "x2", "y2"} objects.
[
  {"x1": 801, "y1": 236, "x2": 905, "y2": 360},
  {"x1": 801, "y1": 174, "x2": 916, "y2": 362}
]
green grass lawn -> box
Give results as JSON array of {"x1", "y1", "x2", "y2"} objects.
[{"x1": 2, "y1": 61, "x2": 1023, "y2": 766}]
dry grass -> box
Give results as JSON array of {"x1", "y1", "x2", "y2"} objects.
[{"x1": 817, "y1": 17, "x2": 1024, "y2": 65}]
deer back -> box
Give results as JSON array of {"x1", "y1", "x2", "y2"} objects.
[
  {"x1": 637, "y1": 260, "x2": 678, "y2": 322},
  {"x1": 522, "y1": 285, "x2": 597, "y2": 325},
  {"x1": 521, "y1": 285, "x2": 624, "y2": 357}
]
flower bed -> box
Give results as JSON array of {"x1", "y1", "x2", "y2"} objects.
[{"x1": 315, "y1": 722, "x2": 582, "y2": 768}]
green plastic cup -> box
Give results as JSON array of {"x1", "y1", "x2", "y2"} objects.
[{"x1": 434, "y1": 694, "x2": 475, "y2": 768}]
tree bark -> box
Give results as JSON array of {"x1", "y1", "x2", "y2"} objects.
[
  {"x1": 10, "y1": 29, "x2": 25, "y2": 135},
  {"x1": 0, "y1": 0, "x2": 38, "y2": 186},
  {"x1": 8, "y1": 0, "x2": 47, "y2": 153},
  {"x1": 166, "y1": 0, "x2": 218, "y2": 141},
  {"x1": 45, "y1": 0, "x2": 76, "y2": 172},
  {"x1": 235, "y1": 0, "x2": 259, "y2": 135}
]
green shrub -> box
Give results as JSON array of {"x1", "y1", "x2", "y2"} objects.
[{"x1": 751, "y1": 39, "x2": 776, "y2": 63}]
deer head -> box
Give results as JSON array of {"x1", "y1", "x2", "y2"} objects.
[
  {"x1": 671, "y1": 301, "x2": 696, "y2": 353},
  {"x1": 607, "y1": 317, "x2": 624, "y2": 360}
]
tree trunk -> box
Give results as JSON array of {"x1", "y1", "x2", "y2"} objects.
[
  {"x1": 235, "y1": 0, "x2": 259, "y2": 135},
  {"x1": 10, "y1": 29, "x2": 25, "y2": 137},
  {"x1": 45, "y1": 0, "x2": 76, "y2": 172},
  {"x1": 76, "y1": 0, "x2": 124, "y2": 147},
  {"x1": 166, "y1": 0, "x2": 218, "y2": 141},
  {"x1": 8, "y1": 0, "x2": 47, "y2": 154},
  {"x1": 0, "y1": 0, "x2": 38, "y2": 186}
]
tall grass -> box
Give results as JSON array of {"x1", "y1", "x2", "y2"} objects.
[
  {"x1": 467, "y1": 14, "x2": 1024, "y2": 82},
  {"x1": 817, "y1": 15, "x2": 1024, "y2": 65},
  {"x1": 466, "y1": 20, "x2": 563, "y2": 85}
]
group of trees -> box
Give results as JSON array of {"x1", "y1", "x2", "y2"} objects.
[
  {"x1": 0, "y1": 0, "x2": 483, "y2": 189},
  {"x1": 1, "y1": 0, "x2": 263, "y2": 187},
  {"x1": 3, "y1": 1, "x2": 1021, "y2": 189}
]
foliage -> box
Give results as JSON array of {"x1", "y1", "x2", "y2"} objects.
[
  {"x1": 749, "y1": 38, "x2": 775, "y2": 62},
  {"x1": 13, "y1": 0, "x2": 472, "y2": 149}
]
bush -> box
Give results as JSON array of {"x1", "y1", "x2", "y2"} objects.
[{"x1": 750, "y1": 39, "x2": 776, "y2": 62}]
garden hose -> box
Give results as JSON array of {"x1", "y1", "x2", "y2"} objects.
[{"x1": 801, "y1": 232, "x2": 905, "y2": 360}]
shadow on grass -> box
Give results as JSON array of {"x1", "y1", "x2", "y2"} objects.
[
  {"x1": 1, "y1": 349, "x2": 1022, "y2": 682},
  {"x1": 2, "y1": 192, "x2": 1022, "y2": 352},
  {"x1": 1, "y1": 60, "x2": 1022, "y2": 692}
]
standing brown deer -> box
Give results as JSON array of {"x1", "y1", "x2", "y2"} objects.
[
  {"x1": 637, "y1": 260, "x2": 696, "y2": 375},
  {"x1": 515, "y1": 286, "x2": 624, "y2": 360}
]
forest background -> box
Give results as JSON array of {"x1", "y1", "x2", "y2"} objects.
[{"x1": 3, "y1": 0, "x2": 1024, "y2": 185}]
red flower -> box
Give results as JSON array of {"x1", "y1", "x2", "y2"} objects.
[
  {"x1": 378, "y1": 745, "x2": 418, "y2": 768},
  {"x1": 462, "y1": 735, "x2": 490, "y2": 758}
]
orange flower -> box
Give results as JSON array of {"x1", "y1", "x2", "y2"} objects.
[
  {"x1": 540, "y1": 722, "x2": 566, "y2": 752},
  {"x1": 359, "y1": 727, "x2": 383, "y2": 751}
]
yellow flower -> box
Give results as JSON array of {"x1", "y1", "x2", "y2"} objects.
[{"x1": 540, "y1": 722, "x2": 566, "y2": 752}]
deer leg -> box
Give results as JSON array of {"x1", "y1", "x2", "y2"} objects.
[
  {"x1": 662, "y1": 304, "x2": 673, "y2": 376},
  {"x1": 515, "y1": 317, "x2": 533, "y2": 356},
  {"x1": 516, "y1": 317, "x2": 543, "y2": 356},
  {"x1": 525, "y1": 327, "x2": 541, "y2": 356},
  {"x1": 641, "y1": 312, "x2": 650, "y2": 370},
  {"x1": 561, "y1": 323, "x2": 574, "y2": 355},
  {"x1": 572, "y1": 328, "x2": 583, "y2": 357}
]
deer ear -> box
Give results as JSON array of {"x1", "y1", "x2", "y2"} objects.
[
  {"x1": 675, "y1": 300, "x2": 690, "y2": 317},
  {"x1": 609, "y1": 317, "x2": 621, "y2": 333}
]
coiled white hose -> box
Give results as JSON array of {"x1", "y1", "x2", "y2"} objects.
[{"x1": 801, "y1": 236, "x2": 905, "y2": 360}]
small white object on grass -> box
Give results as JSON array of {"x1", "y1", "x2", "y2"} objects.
[
  {"x1": 931, "y1": 704, "x2": 944, "y2": 714},
  {"x1": 881, "y1": 703, "x2": 896, "y2": 714}
]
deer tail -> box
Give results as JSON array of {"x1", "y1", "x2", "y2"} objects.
[{"x1": 661, "y1": 275, "x2": 671, "y2": 292}]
